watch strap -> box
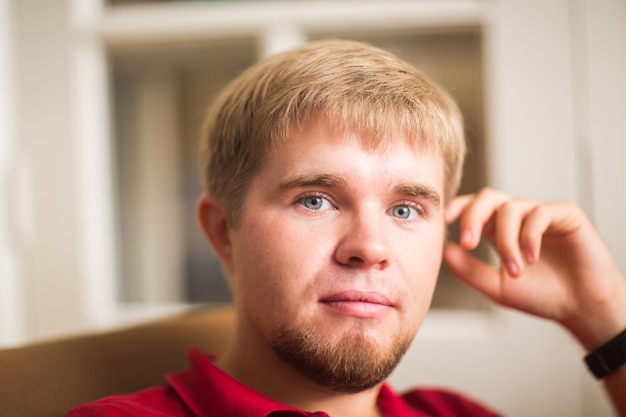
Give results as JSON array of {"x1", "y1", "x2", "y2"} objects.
[{"x1": 584, "y1": 327, "x2": 626, "y2": 379}]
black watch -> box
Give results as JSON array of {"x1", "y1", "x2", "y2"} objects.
[{"x1": 584, "y1": 328, "x2": 626, "y2": 379}]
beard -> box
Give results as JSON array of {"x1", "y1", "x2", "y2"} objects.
[{"x1": 269, "y1": 323, "x2": 413, "y2": 393}]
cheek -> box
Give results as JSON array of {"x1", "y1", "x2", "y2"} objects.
[
  {"x1": 232, "y1": 217, "x2": 319, "y2": 314},
  {"x1": 399, "y1": 227, "x2": 444, "y2": 303}
]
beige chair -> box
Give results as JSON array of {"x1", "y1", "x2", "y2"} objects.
[{"x1": 0, "y1": 305, "x2": 235, "y2": 417}]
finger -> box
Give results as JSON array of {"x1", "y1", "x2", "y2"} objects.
[
  {"x1": 494, "y1": 199, "x2": 538, "y2": 276},
  {"x1": 519, "y1": 204, "x2": 550, "y2": 264},
  {"x1": 456, "y1": 188, "x2": 510, "y2": 250},
  {"x1": 444, "y1": 194, "x2": 473, "y2": 224},
  {"x1": 443, "y1": 241, "x2": 503, "y2": 303},
  {"x1": 519, "y1": 201, "x2": 585, "y2": 264}
]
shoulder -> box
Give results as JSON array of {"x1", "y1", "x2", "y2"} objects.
[
  {"x1": 402, "y1": 387, "x2": 502, "y2": 417},
  {"x1": 65, "y1": 385, "x2": 194, "y2": 417}
]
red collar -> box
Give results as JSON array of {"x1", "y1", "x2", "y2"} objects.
[{"x1": 165, "y1": 347, "x2": 422, "y2": 417}]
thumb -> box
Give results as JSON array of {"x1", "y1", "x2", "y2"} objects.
[{"x1": 443, "y1": 241, "x2": 502, "y2": 302}]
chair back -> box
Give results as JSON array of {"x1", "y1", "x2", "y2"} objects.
[{"x1": 0, "y1": 305, "x2": 235, "y2": 417}]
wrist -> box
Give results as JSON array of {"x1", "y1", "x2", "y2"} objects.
[{"x1": 564, "y1": 278, "x2": 626, "y2": 352}]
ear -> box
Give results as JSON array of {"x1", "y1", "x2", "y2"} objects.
[{"x1": 197, "y1": 194, "x2": 235, "y2": 273}]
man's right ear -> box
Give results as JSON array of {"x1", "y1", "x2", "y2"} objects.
[{"x1": 196, "y1": 194, "x2": 235, "y2": 273}]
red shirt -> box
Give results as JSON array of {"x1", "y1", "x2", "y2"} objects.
[{"x1": 65, "y1": 347, "x2": 501, "y2": 417}]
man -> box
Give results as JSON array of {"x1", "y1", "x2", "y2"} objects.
[{"x1": 67, "y1": 40, "x2": 626, "y2": 416}]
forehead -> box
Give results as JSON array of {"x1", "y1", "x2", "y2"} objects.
[
  {"x1": 282, "y1": 113, "x2": 437, "y2": 156},
  {"x1": 274, "y1": 115, "x2": 443, "y2": 163},
  {"x1": 259, "y1": 116, "x2": 446, "y2": 193}
]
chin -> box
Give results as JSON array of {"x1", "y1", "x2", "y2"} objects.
[{"x1": 270, "y1": 322, "x2": 413, "y2": 393}]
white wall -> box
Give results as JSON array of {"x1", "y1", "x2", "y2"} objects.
[
  {"x1": 583, "y1": 0, "x2": 626, "y2": 274},
  {"x1": 0, "y1": 0, "x2": 26, "y2": 346},
  {"x1": 2, "y1": 0, "x2": 87, "y2": 345}
]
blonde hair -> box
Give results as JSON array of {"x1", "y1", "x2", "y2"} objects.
[{"x1": 200, "y1": 39, "x2": 466, "y2": 226}]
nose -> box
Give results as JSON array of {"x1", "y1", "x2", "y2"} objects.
[{"x1": 335, "y1": 210, "x2": 391, "y2": 270}]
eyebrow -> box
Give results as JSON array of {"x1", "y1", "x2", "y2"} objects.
[
  {"x1": 276, "y1": 173, "x2": 346, "y2": 192},
  {"x1": 275, "y1": 172, "x2": 440, "y2": 206},
  {"x1": 392, "y1": 183, "x2": 441, "y2": 207}
]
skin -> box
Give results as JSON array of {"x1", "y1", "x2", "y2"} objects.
[
  {"x1": 199, "y1": 117, "x2": 626, "y2": 416},
  {"x1": 198, "y1": 117, "x2": 446, "y2": 417}
]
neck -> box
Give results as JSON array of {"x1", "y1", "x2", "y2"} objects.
[{"x1": 217, "y1": 331, "x2": 383, "y2": 417}]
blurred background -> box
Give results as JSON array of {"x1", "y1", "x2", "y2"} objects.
[{"x1": 0, "y1": 0, "x2": 624, "y2": 416}]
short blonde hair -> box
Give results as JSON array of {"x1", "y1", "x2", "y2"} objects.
[{"x1": 200, "y1": 39, "x2": 466, "y2": 226}]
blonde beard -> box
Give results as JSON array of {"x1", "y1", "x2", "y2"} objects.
[{"x1": 270, "y1": 324, "x2": 413, "y2": 393}]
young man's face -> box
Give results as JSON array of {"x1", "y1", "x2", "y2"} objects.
[{"x1": 222, "y1": 116, "x2": 446, "y2": 392}]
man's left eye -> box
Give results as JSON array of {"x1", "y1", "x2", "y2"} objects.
[{"x1": 390, "y1": 205, "x2": 418, "y2": 220}]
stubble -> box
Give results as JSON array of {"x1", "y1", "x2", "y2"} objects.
[{"x1": 270, "y1": 324, "x2": 413, "y2": 393}]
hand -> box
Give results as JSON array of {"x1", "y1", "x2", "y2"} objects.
[{"x1": 443, "y1": 188, "x2": 626, "y2": 350}]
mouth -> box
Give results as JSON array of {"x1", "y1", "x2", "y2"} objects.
[{"x1": 319, "y1": 290, "x2": 394, "y2": 319}]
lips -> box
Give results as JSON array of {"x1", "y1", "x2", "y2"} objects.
[
  {"x1": 320, "y1": 290, "x2": 394, "y2": 318},
  {"x1": 321, "y1": 290, "x2": 393, "y2": 305}
]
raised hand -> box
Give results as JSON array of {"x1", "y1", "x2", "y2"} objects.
[{"x1": 442, "y1": 188, "x2": 626, "y2": 351}]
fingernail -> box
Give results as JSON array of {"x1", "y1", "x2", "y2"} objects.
[
  {"x1": 524, "y1": 249, "x2": 535, "y2": 263},
  {"x1": 461, "y1": 230, "x2": 473, "y2": 246},
  {"x1": 506, "y1": 260, "x2": 519, "y2": 276}
]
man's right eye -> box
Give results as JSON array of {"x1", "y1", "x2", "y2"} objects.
[{"x1": 301, "y1": 196, "x2": 334, "y2": 211}]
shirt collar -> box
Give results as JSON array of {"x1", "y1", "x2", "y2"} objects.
[
  {"x1": 166, "y1": 347, "x2": 421, "y2": 417},
  {"x1": 166, "y1": 347, "x2": 312, "y2": 417}
]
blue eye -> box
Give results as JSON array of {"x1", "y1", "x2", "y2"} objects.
[
  {"x1": 391, "y1": 205, "x2": 417, "y2": 220},
  {"x1": 302, "y1": 196, "x2": 333, "y2": 211}
]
